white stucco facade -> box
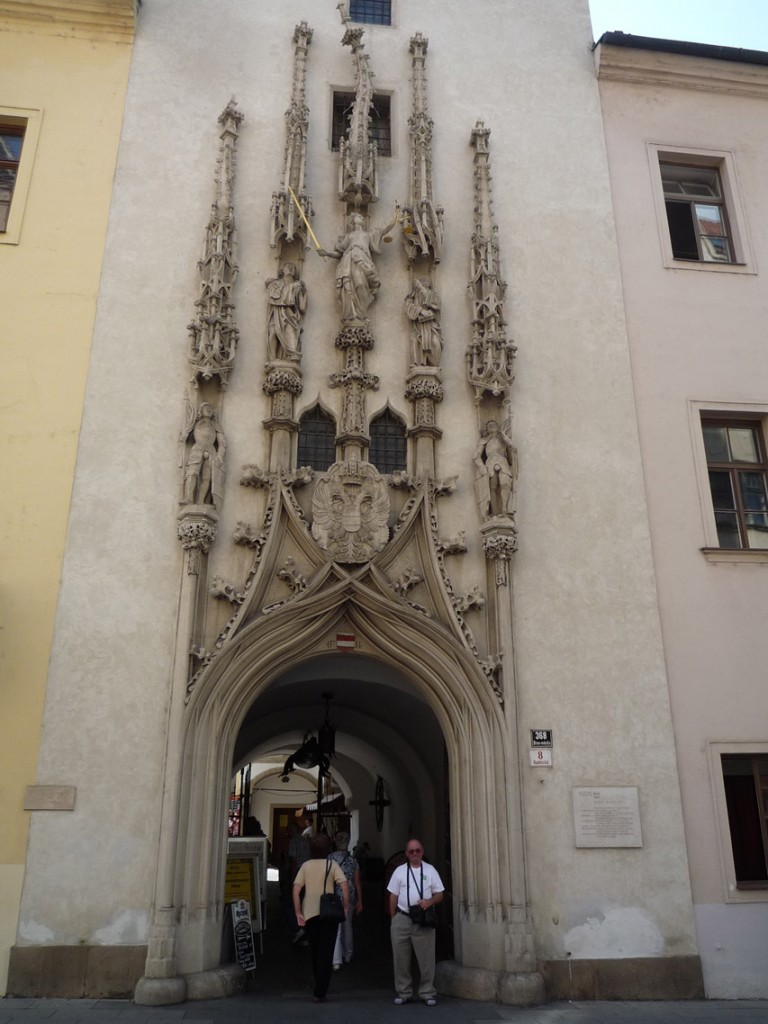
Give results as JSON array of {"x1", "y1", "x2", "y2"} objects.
[
  {"x1": 11, "y1": 1, "x2": 708, "y2": 1004},
  {"x1": 597, "y1": 37, "x2": 768, "y2": 998}
]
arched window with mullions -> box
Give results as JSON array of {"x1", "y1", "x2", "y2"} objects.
[
  {"x1": 297, "y1": 406, "x2": 336, "y2": 471},
  {"x1": 369, "y1": 407, "x2": 407, "y2": 474}
]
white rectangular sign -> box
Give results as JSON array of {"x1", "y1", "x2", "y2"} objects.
[
  {"x1": 529, "y1": 748, "x2": 553, "y2": 767},
  {"x1": 572, "y1": 786, "x2": 642, "y2": 848}
]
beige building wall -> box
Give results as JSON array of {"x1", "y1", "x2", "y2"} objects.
[
  {"x1": 0, "y1": 1, "x2": 135, "y2": 996},
  {"x1": 597, "y1": 39, "x2": 768, "y2": 997}
]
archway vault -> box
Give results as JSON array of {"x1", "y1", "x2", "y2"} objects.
[{"x1": 176, "y1": 576, "x2": 522, "y2": 978}]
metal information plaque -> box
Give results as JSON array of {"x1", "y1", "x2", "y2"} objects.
[{"x1": 572, "y1": 786, "x2": 643, "y2": 848}]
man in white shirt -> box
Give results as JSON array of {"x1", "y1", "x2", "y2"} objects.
[{"x1": 387, "y1": 838, "x2": 445, "y2": 1006}]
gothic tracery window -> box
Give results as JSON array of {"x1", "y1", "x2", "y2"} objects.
[
  {"x1": 298, "y1": 406, "x2": 336, "y2": 471},
  {"x1": 369, "y1": 408, "x2": 406, "y2": 473}
]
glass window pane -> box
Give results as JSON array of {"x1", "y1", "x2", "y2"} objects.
[
  {"x1": 745, "y1": 514, "x2": 768, "y2": 549},
  {"x1": 728, "y1": 428, "x2": 759, "y2": 463},
  {"x1": 700, "y1": 235, "x2": 731, "y2": 263},
  {"x1": 0, "y1": 131, "x2": 23, "y2": 160},
  {"x1": 661, "y1": 164, "x2": 721, "y2": 198},
  {"x1": 703, "y1": 425, "x2": 730, "y2": 462},
  {"x1": 369, "y1": 409, "x2": 406, "y2": 473},
  {"x1": 739, "y1": 472, "x2": 768, "y2": 511},
  {"x1": 298, "y1": 407, "x2": 336, "y2": 471},
  {"x1": 714, "y1": 511, "x2": 741, "y2": 548},
  {"x1": 709, "y1": 470, "x2": 735, "y2": 509},
  {"x1": 695, "y1": 204, "x2": 730, "y2": 262}
]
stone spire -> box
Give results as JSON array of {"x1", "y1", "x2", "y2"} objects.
[{"x1": 186, "y1": 100, "x2": 243, "y2": 390}]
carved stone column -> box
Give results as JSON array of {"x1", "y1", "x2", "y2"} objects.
[
  {"x1": 135, "y1": 507, "x2": 219, "y2": 1005},
  {"x1": 263, "y1": 364, "x2": 303, "y2": 472},
  {"x1": 405, "y1": 368, "x2": 443, "y2": 477},
  {"x1": 331, "y1": 324, "x2": 378, "y2": 463}
]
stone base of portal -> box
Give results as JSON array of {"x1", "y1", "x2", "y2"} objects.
[
  {"x1": 435, "y1": 960, "x2": 545, "y2": 1005},
  {"x1": 134, "y1": 964, "x2": 244, "y2": 1005}
]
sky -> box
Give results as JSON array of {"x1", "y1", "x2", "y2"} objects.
[{"x1": 589, "y1": 0, "x2": 768, "y2": 52}]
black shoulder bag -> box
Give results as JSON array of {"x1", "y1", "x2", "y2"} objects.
[
  {"x1": 319, "y1": 859, "x2": 345, "y2": 923},
  {"x1": 408, "y1": 864, "x2": 438, "y2": 928}
]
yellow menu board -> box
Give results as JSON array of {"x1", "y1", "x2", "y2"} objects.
[{"x1": 225, "y1": 858, "x2": 255, "y2": 905}]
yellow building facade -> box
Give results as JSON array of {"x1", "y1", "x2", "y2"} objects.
[{"x1": 0, "y1": 0, "x2": 136, "y2": 994}]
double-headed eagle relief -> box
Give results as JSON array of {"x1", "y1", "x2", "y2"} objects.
[{"x1": 311, "y1": 461, "x2": 390, "y2": 563}]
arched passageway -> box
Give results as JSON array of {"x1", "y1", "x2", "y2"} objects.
[{"x1": 226, "y1": 654, "x2": 452, "y2": 992}]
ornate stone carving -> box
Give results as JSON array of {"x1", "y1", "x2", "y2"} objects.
[
  {"x1": 335, "y1": 324, "x2": 375, "y2": 350},
  {"x1": 187, "y1": 101, "x2": 243, "y2": 389},
  {"x1": 176, "y1": 506, "x2": 218, "y2": 575},
  {"x1": 404, "y1": 376, "x2": 445, "y2": 403},
  {"x1": 180, "y1": 399, "x2": 227, "y2": 511},
  {"x1": 473, "y1": 419, "x2": 517, "y2": 520},
  {"x1": 481, "y1": 517, "x2": 518, "y2": 585},
  {"x1": 467, "y1": 122, "x2": 516, "y2": 400},
  {"x1": 240, "y1": 465, "x2": 272, "y2": 488},
  {"x1": 319, "y1": 211, "x2": 398, "y2": 324},
  {"x1": 233, "y1": 522, "x2": 267, "y2": 550},
  {"x1": 263, "y1": 367, "x2": 303, "y2": 396},
  {"x1": 437, "y1": 530, "x2": 467, "y2": 555},
  {"x1": 479, "y1": 653, "x2": 504, "y2": 703},
  {"x1": 433, "y1": 476, "x2": 458, "y2": 497},
  {"x1": 311, "y1": 461, "x2": 390, "y2": 563},
  {"x1": 336, "y1": 9, "x2": 378, "y2": 206},
  {"x1": 388, "y1": 470, "x2": 420, "y2": 491},
  {"x1": 265, "y1": 262, "x2": 307, "y2": 363},
  {"x1": 404, "y1": 279, "x2": 443, "y2": 367},
  {"x1": 456, "y1": 585, "x2": 485, "y2": 613},
  {"x1": 403, "y1": 34, "x2": 444, "y2": 263},
  {"x1": 270, "y1": 22, "x2": 314, "y2": 249},
  {"x1": 210, "y1": 575, "x2": 244, "y2": 605},
  {"x1": 390, "y1": 567, "x2": 423, "y2": 597},
  {"x1": 277, "y1": 556, "x2": 308, "y2": 594},
  {"x1": 285, "y1": 466, "x2": 314, "y2": 488},
  {"x1": 176, "y1": 510, "x2": 217, "y2": 554},
  {"x1": 482, "y1": 526, "x2": 518, "y2": 561}
]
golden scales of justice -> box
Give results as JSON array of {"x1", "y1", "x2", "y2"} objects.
[{"x1": 287, "y1": 185, "x2": 412, "y2": 250}]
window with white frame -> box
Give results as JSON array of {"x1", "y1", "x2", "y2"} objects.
[
  {"x1": 0, "y1": 121, "x2": 25, "y2": 232},
  {"x1": 721, "y1": 754, "x2": 768, "y2": 890},
  {"x1": 660, "y1": 162, "x2": 732, "y2": 263},
  {"x1": 701, "y1": 418, "x2": 768, "y2": 550},
  {"x1": 0, "y1": 108, "x2": 40, "y2": 244},
  {"x1": 649, "y1": 145, "x2": 753, "y2": 272}
]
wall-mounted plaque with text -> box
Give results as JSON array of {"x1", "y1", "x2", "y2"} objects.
[{"x1": 572, "y1": 786, "x2": 642, "y2": 848}]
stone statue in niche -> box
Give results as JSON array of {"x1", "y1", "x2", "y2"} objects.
[
  {"x1": 311, "y1": 461, "x2": 390, "y2": 563},
  {"x1": 265, "y1": 261, "x2": 307, "y2": 362},
  {"x1": 404, "y1": 278, "x2": 442, "y2": 366},
  {"x1": 473, "y1": 419, "x2": 517, "y2": 519},
  {"x1": 180, "y1": 401, "x2": 227, "y2": 510},
  {"x1": 319, "y1": 210, "x2": 398, "y2": 322}
]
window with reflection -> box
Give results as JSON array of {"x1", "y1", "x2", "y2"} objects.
[
  {"x1": 369, "y1": 408, "x2": 406, "y2": 473},
  {"x1": 0, "y1": 122, "x2": 25, "y2": 232},
  {"x1": 297, "y1": 406, "x2": 336, "y2": 471},
  {"x1": 660, "y1": 162, "x2": 732, "y2": 263},
  {"x1": 702, "y1": 419, "x2": 768, "y2": 549}
]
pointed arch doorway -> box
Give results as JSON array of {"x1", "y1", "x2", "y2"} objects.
[
  {"x1": 136, "y1": 554, "x2": 543, "y2": 1006},
  {"x1": 228, "y1": 654, "x2": 452, "y2": 991}
]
